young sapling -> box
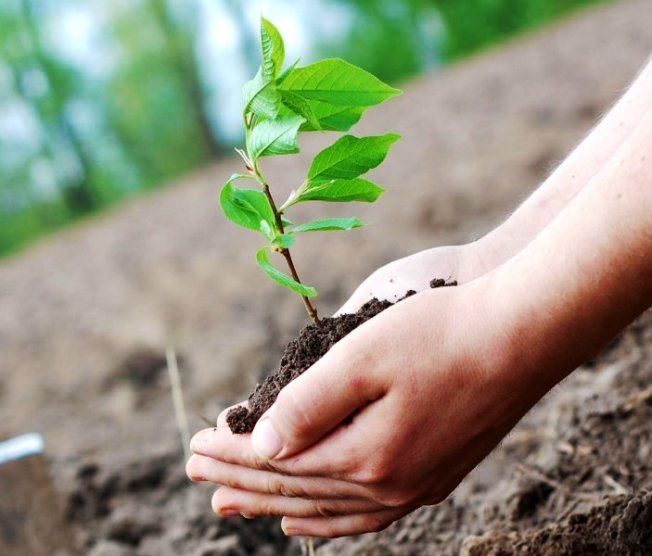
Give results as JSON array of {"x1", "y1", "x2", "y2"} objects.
[{"x1": 220, "y1": 17, "x2": 402, "y2": 325}]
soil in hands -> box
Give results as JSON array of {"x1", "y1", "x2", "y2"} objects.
[{"x1": 227, "y1": 278, "x2": 457, "y2": 434}]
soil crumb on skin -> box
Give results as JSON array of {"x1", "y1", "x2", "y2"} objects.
[{"x1": 227, "y1": 280, "x2": 457, "y2": 434}]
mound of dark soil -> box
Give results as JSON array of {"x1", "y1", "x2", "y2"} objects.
[
  {"x1": 226, "y1": 298, "x2": 392, "y2": 434},
  {"x1": 228, "y1": 279, "x2": 456, "y2": 434}
]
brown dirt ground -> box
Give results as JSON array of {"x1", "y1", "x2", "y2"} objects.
[{"x1": 1, "y1": 1, "x2": 652, "y2": 554}]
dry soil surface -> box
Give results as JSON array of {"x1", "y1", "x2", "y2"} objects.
[{"x1": 1, "y1": 1, "x2": 652, "y2": 554}]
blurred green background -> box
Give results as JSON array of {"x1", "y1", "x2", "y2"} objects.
[{"x1": 0, "y1": 0, "x2": 609, "y2": 257}]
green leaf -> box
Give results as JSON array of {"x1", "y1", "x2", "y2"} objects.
[
  {"x1": 280, "y1": 90, "x2": 322, "y2": 131},
  {"x1": 259, "y1": 219, "x2": 276, "y2": 242},
  {"x1": 256, "y1": 248, "x2": 317, "y2": 297},
  {"x1": 277, "y1": 59, "x2": 299, "y2": 85},
  {"x1": 308, "y1": 134, "x2": 400, "y2": 183},
  {"x1": 219, "y1": 176, "x2": 276, "y2": 233},
  {"x1": 299, "y1": 102, "x2": 364, "y2": 132},
  {"x1": 290, "y1": 217, "x2": 364, "y2": 233},
  {"x1": 247, "y1": 113, "x2": 305, "y2": 161},
  {"x1": 261, "y1": 18, "x2": 284, "y2": 79},
  {"x1": 243, "y1": 68, "x2": 280, "y2": 119},
  {"x1": 279, "y1": 58, "x2": 401, "y2": 106},
  {"x1": 292, "y1": 177, "x2": 384, "y2": 205},
  {"x1": 260, "y1": 221, "x2": 295, "y2": 249},
  {"x1": 273, "y1": 233, "x2": 295, "y2": 249}
]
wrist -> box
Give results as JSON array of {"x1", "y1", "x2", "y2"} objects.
[{"x1": 459, "y1": 229, "x2": 518, "y2": 282}]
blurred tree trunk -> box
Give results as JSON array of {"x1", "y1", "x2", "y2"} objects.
[
  {"x1": 20, "y1": 0, "x2": 97, "y2": 214},
  {"x1": 147, "y1": 0, "x2": 221, "y2": 157}
]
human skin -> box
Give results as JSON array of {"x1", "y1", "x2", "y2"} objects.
[
  {"x1": 187, "y1": 60, "x2": 652, "y2": 537},
  {"x1": 338, "y1": 57, "x2": 652, "y2": 313}
]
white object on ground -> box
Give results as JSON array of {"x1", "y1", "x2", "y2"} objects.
[{"x1": 0, "y1": 433, "x2": 44, "y2": 465}]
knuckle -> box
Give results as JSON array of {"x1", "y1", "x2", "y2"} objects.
[
  {"x1": 374, "y1": 489, "x2": 412, "y2": 509},
  {"x1": 260, "y1": 499, "x2": 275, "y2": 516},
  {"x1": 352, "y1": 459, "x2": 389, "y2": 486},
  {"x1": 364, "y1": 514, "x2": 390, "y2": 534},
  {"x1": 259, "y1": 457, "x2": 285, "y2": 475},
  {"x1": 314, "y1": 501, "x2": 338, "y2": 518},
  {"x1": 265, "y1": 474, "x2": 296, "y2": 498}
]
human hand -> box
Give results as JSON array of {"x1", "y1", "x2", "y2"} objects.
[
  {"x1": 187, "y1": 276, "x2": 552, "y2": 537},
  {"x1": 336, "y1": 240, "x2": 496, "y2": 314}
]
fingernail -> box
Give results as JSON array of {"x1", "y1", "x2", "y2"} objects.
[
  {"x1": 281, "y1": 521, "x2": 302, "y2": 536},
  {"x1": 241, "y1": 513, "x2": 255, "y2": 520},
  {"x1": 251, "y1": 418, "x2": 282, "y2": 460},
  {"x1": 218, "y1": 508, "x2": 240, "y2": 517}
]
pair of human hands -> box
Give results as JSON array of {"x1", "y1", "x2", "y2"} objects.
[
  {"x1": 186, "y1": 243, "x2": 549, "y2": 537},
  {"x1": 186, "y1": 57, "x2": 652, "y2": 537}
]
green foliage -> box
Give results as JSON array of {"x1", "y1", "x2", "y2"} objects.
[
  {"x1": 247, "y1": 112, "x2": 305, "y2": 160},
  {"x1": 220, "y1": 18, "x2": 401, "y2": 308},
  {"x1": 256, "y1": 247, "x2": 318, "y2": 297},
  {"x1": 243, "y1": 68, "x2": 281, "y2": 120},
  {"x1": 289, "y1": 218, "x2": 364, "y2": 233},
  {"x1": 285, "y1": 178, "x2": 384, "y2": 207},
  {"x1": 307, "y1": 134, "x2": 400, "y2": 183},
  {"x1": 299, "y1": 103, "x2": 365, "y2": 133},
  {"x1": 279, "y1": 59, "x2": 401, "y2": 106},
  {"x1": 260, "y1": 17, "x2": 285, "y2": 79},
  {"x1": 219, "y1": 175, "x2": 275, "y2": 232}
]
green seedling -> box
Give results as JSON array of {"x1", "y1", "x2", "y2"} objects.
[{"x1": 220, "y1": 17, "x2": 401, "y2": 324}]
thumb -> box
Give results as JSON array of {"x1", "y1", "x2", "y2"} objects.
[{"x1": 251, "y1": 338, "x2": 386, "y2": 461}]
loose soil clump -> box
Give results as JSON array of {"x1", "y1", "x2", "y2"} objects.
[{"x1": 227, "y1": 280, "x2": 456, "y2": 434}]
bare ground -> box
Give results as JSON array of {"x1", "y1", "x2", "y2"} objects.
[{"x1": 1, "y1": 1, "x2": 651, "y2": 554}]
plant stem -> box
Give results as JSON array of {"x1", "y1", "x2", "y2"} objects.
[
  {"x1": 280, "y1": 247, "x2": 319, "y2": 323},
  {"x1": 261, "y1": 182, "x2": 320, "y2": 324}
]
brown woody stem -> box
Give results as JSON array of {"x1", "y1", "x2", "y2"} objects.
[{"x1": 261, "y1": 182, "x2": 320, "y2": 324}]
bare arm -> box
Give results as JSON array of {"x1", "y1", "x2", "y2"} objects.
[
  {"x1": 477, "y1": 56, "x2": 652, "y2": 269},
  {"x1": 340, "y1": 58, "x2": 652, "y2": 311},
  {"x1": 493, "y1": 104, "x2": 652, "y2": 392}
]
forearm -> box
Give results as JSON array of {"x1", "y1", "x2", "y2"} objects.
[
  {"x1": 493, "y1": 106, "x2": 652, "y2": 393},
  {"x1": 478, "y1": 57, "x2": 652, "y2": 268}
]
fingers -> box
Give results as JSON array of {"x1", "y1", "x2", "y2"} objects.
[
  {"x1": 193, "y1": 385, "x2": 400, "y2": 482},
  {"x1": 186, "y1": 454, "x2": 369, "y2": 500},
  {"x1": 281, "y1": 507, "x2": 412, "y2": 538},
  {"x1": 191, "y1": 417, "x2": 376, "y2": 479},
  {"x1": 251, "y1": 332, "x2": 388, "y2": 461},
  {"x1": 211, "y1": 486, "x2": 383, "y2": 518},
  {"x1": 190, "y1": 425, "x2": 344, "y2": 477}
]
